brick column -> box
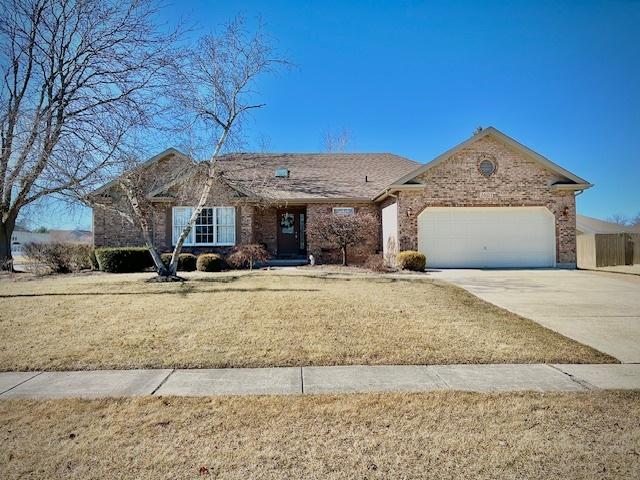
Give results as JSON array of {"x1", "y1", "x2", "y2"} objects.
[{"x1": 239, "y1": 205, "x2": 254, "y2": 245}]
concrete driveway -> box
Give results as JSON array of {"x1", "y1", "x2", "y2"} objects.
[{"x1": 429, "y1": 269, "x2": 640, "y2": 363}]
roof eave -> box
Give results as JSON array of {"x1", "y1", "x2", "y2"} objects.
[
  {"x1": 261, "y1": 197, "x2": 373, "y2": 205},
  {"x1": 372, "y1": 183, "x2": 426, "y2": 202},
  {"x1": 552, "y1": 183, "x2": 593, "y2": 191}
]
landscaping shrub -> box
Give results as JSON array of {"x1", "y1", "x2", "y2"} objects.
[
  {"x1": 68, "y1": 244, "x2": 93, "y2": 271},
  {"x1": 226, "y1": 244, "x2": 269, "y2": 270},
  {"x1": 94, "y1": 247, "x2": 153, "y2": 273},
  {"x1": 89, "y1": 249, "x2": 100, "y2": 270},
  {"x1": 364, "y1": 254, "x2": 388, "y2": 272},
  {"x1": 23, "y1": 242, "x2": 92, "y2": 273},
  {"x1": 396, "y1": 250, "x2": 426, "y2": 271},
  {"x1": 196, "y1": 253, "x2": 223, "y2": 272},
  {"x1": 160, "y1": 253, "x2": 197, "y2": 272}
]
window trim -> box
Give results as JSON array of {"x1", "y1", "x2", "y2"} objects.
[
  {"x1": 172, "y1": 206, "x2": 236, "y2": 246},
  {"x1": 332, "y1": 207, "x2": 355, "y2": 216}
]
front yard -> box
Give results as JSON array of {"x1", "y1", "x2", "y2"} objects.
[
  {"x1": 0, "y1": 270, "x2": 613, "y2": 370},
  {"x1": 1, "y1": 391, "x2": 638, "y2": 479}
]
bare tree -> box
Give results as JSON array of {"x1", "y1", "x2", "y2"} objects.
[
  {"x1": 631, "y1": 212, "x2": 640, "y2": 227},
  {"x1": 91, "y1": 17, "x2": 286, "y2": 279},
  {"x1": 0, "y1": 0, "x2": 179, "y2": 270},
  {"x1": 307, "y1": 210, "x2": 378, "y2": 266},
  {"x1": 608, "y1": 214, "x2": 630, "y2": 226},
  {"x1": 322, "y1": 127, "x2": 351, "y2": 153}
]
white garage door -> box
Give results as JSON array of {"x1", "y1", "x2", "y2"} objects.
[{"x1": 418, "y1": 207, "x2": 556, "y2": 268}]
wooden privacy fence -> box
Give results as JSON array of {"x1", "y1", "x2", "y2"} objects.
[
  {"x1": 631, "y1": 234, "x2": 640, "y2": 265},
  {"x1": 577, "y1": 233, "x2": 640, "y2": 269}
]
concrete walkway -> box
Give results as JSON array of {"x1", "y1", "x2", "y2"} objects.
[
  {"x1": 1, "y1": 364, "x2": 638, "y2": 399},
  {"x1": 429, "y1": 269, "x2": 640, "y2": 363}
]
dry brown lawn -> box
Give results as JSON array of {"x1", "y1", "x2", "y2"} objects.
[
  {"x1": 0, "y1": 271, "x2": 613, "y2": 370},
  {"x1": 1, "y1": 391, "x2": 639, "y2": 479}
]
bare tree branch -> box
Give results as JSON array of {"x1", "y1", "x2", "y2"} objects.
[
  {"x1": 322, "y1": 127, "x2": 351, "y2": 153},
  {"x1": 0, "y1": 0, "x2": 183, "y2": 269},
  {"x1": 154, "y1": 16, "x2": 286, "y2": 277}
]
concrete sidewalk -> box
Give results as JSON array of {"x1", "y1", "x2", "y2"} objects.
[{"x1": 1, "y1": 364, "x2": 639, "y2": 399}]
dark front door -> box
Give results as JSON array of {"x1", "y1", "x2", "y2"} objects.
[{"x1": 277, "y1": 208, "x2": 306, "y2": 257}]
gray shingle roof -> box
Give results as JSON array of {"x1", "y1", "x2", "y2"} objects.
[{"x1": 214, "y1": 152, "x2": 420, "y2": 200}]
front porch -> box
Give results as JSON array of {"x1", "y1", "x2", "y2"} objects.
[
  {"x1": 242, "y1": 202, "x2": 382, "y2": 264},
  {"x1": 250, "y1": 206, "x2": 308, "y2": 260}
]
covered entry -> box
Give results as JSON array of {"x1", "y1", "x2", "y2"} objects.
[{"x1": 417, "y1": 207, "x2": 556, "y2": 268}]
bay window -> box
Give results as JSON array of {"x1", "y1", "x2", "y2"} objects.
[{"x1": 172, "y1": 206, "x2": 236, "y2": 246}]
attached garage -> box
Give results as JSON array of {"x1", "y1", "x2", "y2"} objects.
[{"x1": 418, "y1": 207, "x2": 556, "y2": 268}]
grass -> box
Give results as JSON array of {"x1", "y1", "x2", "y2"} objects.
[
  {"x1": 0, "y1": 270, "x2": 614, "y2": 370},
  {"x1": 1, "y1": 391, "x2": 639, "y2": 479}
]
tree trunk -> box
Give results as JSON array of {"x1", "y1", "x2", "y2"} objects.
[
  {"x1": 139, "y1": 222, "x2": 170, "y2": 277},
  {"x1": 0, "y1": 223, "x2": 13, "y2": 271},
  {"x1": 0, "y1": 215, "x2": 16, "y2": 271},
  {"x1": 148, "y1": 242, "x2": 170, "y2": 277},
  {"x1": 341, "y1": 246, "x2": 347, "y2": 266},
  {"x1": 119, "y1": 180, "x2": 172, "y2": 278}
]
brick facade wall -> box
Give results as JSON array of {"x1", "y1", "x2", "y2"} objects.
[
  {"x1": 395, "y1": 135, "x2": 577, "y2": 265},
  {"x1": 93, "y1": 160, "x2": 255, "y2": 252},
  {"x1": 93, "y1": 201, "x2": 146, "y2": 247},
  {"x1": 93, "y1": 153, "x2": 189, "y2": 249},
  {"x1": 253, "y1": 206, "x2": 278, "y2": 255}
]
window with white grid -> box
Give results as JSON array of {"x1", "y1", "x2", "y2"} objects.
[{"x1": 172, "y1": 206, "x2": 236, "y2": 246}]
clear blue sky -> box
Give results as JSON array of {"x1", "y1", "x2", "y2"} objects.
[{"x1": 36, "y1": 0, "x2": 639, "y2": 229}]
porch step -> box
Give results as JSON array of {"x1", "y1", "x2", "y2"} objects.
[{"x1": 265, "y1": 258, "x2": 309, "y2": 267}]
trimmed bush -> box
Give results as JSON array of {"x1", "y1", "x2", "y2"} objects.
[
  {"x1": 23, "y1": 242, "x2": 92, "y2": 273},
  {"x1": 396, "y1": 250, "x2": 426, "y2": 272},
  {"x1": 160, "y1": 253, "x2": 197, "y2": 272},
  {"x1": 196, "y1": 253, "x2": 223, "y2": 272},
  {"x1": 364, "y1": 254, "x2": 387, "y2": 272},
  {"x1": 226, "y1": 244, "x2": 269, "y2": 270},
  {"x1": 94, "y1": 247, "x2": 153, "y2": 273}
]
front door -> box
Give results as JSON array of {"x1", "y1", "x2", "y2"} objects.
[{"x1": 277, "y1": 208, "x2": 306, "y2": 257}]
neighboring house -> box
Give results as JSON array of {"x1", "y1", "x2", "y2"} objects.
[
  {"x1": 11, "y1": 230, "x2": 52, "y2": 255},
  {"x1": 576, "y1": 214, "x2": 640, "y2": 235},
  {"x1": 90, "y1": 127, "x2": 591, "y2": 268},
  {"x1": 11, "y1": 229, "x2": 92, "y2": 256}
]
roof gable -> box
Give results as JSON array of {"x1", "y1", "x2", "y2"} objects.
[
  {"x1": 90, "y1": 148, "x2": 192, "y2": 197},
  {"x1": 389, "y1": 127, "x2": 592, "y2": 190}
]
